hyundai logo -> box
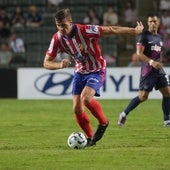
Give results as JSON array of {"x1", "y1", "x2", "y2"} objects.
[{"x1": 34, "y1": 72, "x2": 73, "y2": 96}]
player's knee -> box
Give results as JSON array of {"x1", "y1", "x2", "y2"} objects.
[
  {"x1": 166, "y1": 88, "x2": 170, "y2": 97},
  {"x1": 80, "y1": 95, "x2": 91, "y2": 106},
  {"x1": 73, "y1": 105, "x2": 84, "y2": 114},
  {"x1": 160, "y1": 86, "x2": 170, "y2": 97},
  {"x1": 139, "y1": 95, "x2": 148, "y2": 102},
  {"x1": 163, "y1": 91, "x2": 170, "y2": 97},
  {"x1": 163, "y1": 93, "x2": 170, "y2": 98}
]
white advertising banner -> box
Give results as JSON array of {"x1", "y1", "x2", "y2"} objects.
[{"x1": 17, "y1": 68, "x2": 170, "y2": 99}]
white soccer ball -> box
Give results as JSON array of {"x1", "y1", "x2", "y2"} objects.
[{"x1": 67, "y1": 132, "x2": 87, "y2": 149}]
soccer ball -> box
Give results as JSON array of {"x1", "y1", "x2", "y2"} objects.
[{"x1": 67, "y1": 132, "x2": 87, "y2": 149}]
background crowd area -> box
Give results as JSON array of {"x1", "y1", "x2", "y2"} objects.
[{"x1": 0, "y1": 0, "x2": 170, "y2": 68}]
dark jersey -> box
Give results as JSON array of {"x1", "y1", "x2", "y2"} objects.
[
  {"x1": 137, "y1": 31, "x2": 169, "y2": 91},
  {"x1": 136, "y1": 31, "x2": 165, "y2": 77}
]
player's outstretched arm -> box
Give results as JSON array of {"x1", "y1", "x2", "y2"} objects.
[
  {"x1": 43, "y1": 55, "x2": 71, "y2": 70},
  {"x1": 101, "y1": 21, "x2": 144, "y2": 36}
]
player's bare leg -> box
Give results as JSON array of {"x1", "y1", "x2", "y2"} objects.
[
  {"x1": 81, "y1": 86, "x2": 109, "y2": 146},
  {"x1": 73, "y1": 95, "x2": 94, "y2": 138}
]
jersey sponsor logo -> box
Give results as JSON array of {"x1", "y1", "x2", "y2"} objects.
[
  {"x1": 151, "y1": 44, "x2": 161, "y2": 52},
  {"x1": 34, "y1": 72, "x2": 73, "y2": 96},
  {"x1": 85, "y1": 25, "x2": 99, "y2": 34}
]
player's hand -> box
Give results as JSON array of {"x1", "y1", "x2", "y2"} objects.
[
  {"x1": 135, "y1": 21, "x2": 144, "y2": 34},
  {"x1": 61, "y1": 59, "x2": 71, "y2": 68},
  {"x1": 152, "y1": 61, "x2": 163, "y2": 70}
]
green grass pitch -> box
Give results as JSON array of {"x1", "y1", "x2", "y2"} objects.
[{"x1": 0, "y1": 99, "x2": 170, "y2": 170}]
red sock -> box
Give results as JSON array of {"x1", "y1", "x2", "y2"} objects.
[
  {"x1": 85, "y1": 99, "x2": 108, "y2": 125},
  {"x1": 75, "y1": 112, "x2": 94, "y2": 138}
]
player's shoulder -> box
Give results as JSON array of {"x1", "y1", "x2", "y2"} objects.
[
  {"x1": 76, "y1": 23, "x2": 85, "y2": 29},
  {"x1": 142, "y1": 31, "x2": 161, "y2": 37},
  {"x1": 74, "y1": 23, "x2": 86, "y2": 32},
  {"x1": 76, "y1": 23, "x2": 95, "y2": 30},
  {"x1": 157, "y1": 33, "x2": 162, "y2": 39},
  {"x1": 141, "y1": 30, "x2": 150, "y2": 36},
  {"x1": 139, "y1": 31, "x2": 152, "y2": 40},
  {"x1": 49, "y1": 32, "x2": 61, "y2": 44}
]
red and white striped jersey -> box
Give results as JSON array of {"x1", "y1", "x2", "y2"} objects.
[{"x1": 46, "y1": 24, "x2": 106, "y2": 74}]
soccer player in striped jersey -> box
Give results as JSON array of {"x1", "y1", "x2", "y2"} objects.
[
  {"x1": 118, "y1": 14, "x2": 170, "y2": 127},
  {"x1": 44, "y1": 8, "x2": 144, "y2": 146}
]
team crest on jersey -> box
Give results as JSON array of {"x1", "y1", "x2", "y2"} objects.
[
  {"x1": 74, "y1": 52, "x2": 86, "y2": 62},
  {"x1": 85, "y1": 25, "x2": 99, "y2": 34}
]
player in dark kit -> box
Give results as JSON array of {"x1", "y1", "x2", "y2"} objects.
[{"x1": 118, "y1": 14, "x2": 170, "y2": 127}]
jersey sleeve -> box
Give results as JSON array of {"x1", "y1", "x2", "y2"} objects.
[
  {"x1": 83, "y1": 25, "x2": 102, "y2": 38},
  {"x1": 46, "y1": 34, "x2": 60, "y2": 58},
  {"x1": 136, "y1": 33, "x2": 146, "y2": 47}
]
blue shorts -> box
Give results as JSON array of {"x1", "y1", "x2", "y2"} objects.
[
  {"x1": 139, "y1": 72, "x2": 170, "y2": 92},
  {"x1": 72, "y1": 70, "x2": 106, "y2": 96}
]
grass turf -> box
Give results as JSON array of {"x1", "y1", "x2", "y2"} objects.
[{"x1": 0, "y1": 99, "x2": 170, "y2": 170}]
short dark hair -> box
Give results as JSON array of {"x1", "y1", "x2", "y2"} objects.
[
  {"x1": 147, "y1": 13, "x2": 158, "y2": 18},
  {"x1": 55, "y1": 8, "x2": 72, "y2": 22}
]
